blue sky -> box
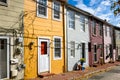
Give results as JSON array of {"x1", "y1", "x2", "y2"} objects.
[{"x1": 68, "y1": 0, "x2": 120, "y2": 27}]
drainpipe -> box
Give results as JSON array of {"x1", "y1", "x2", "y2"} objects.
[
  {"x1": 63, "y1": 3, "x2": 68, "y2": 72},
  {"x1": 102, "y1": 23, "x2": 105, "y2": 64}
]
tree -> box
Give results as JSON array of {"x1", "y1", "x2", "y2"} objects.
[{"x1": 111, "y1": 0, "x2": 120, "y2": 16}]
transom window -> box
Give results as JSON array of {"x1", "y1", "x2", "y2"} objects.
[
  {"x1": 70, "y1": 41, "x2": 75, "y2": 57},
  {"x1": 80, "y1": 15, "x2": 85, "y2": 31},
  {"x1": 37, "y1": 0, "x2": 47, "y2": 17},
  {"x1": 68, "y1": 10, "x2": 75, "y2": 29},
  {"x1": 53, "y1": 1, "x2": 60, "y2": 19},
  {"x1": 54, "y1": 37, "x2": 61, "y2": 59}
]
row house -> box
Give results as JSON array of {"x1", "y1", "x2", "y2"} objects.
[
  {"x1": 89, "y1": 16, "x2": 104, "y2": 66},
  {"x1": 0, "y1": 0, "x2": 24, "y2": 79},
  {"x1": 114, "y1": 26, "x2": 120, "y2": 60},
  {"x1": 103, "y1": 22, "x2": 113, "y2": 63},
  {"x1": 24, "y1": 0, "x2": 66, "y2": 79},
  {"x1": 65, "y1": 4, "x2": 90, "y2": 71}
]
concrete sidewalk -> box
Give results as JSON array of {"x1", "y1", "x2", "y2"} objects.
[{"x1": 31, "y1": 61, "x2": 120, "y2": 80}]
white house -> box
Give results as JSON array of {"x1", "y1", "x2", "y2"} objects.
[{"x1": 66, "y1": 5, "x2": 90, "y2": 71}]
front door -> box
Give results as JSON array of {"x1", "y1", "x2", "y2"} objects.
[
  {"x1": 0, "y1": 37, "x2": 9, "y2": 79},
  {"x1": 38, "y1": 38, "x2": 50, "y2": 73}
]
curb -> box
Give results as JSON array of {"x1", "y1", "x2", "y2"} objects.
[{"x1": 74, "y1": 66, "x2": 116, "y2": 80}]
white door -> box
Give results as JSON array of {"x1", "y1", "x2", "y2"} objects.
[
  {"x1": 38, "y1": 39, "x2": 50, "y2": 73},
  {"x1": 0, "y1": 37, "x2": 9, "y2": 79}
]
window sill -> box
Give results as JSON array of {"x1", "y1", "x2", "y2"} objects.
[
  {"x1": 37, "y1": 14, "x2": 48, "y2": 19},
  {"x1": 92, "y1": 34, "x2": 97, "y2": 37},
  {"x1": 53, "y1": 18, "x2": 61, "y2": 22},
  {"x1": 54, "y1": 57, "x2": 62, "y2": 60}
]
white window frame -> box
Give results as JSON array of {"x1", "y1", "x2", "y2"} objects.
[
  {"x1": 53, "y1": 36, "x2": 62, "y2": 60},
  {"x1": 70, "y1": 41, "x2": 75, "y2": 58},
  {"x1": 0, "y1": 37, "x2": 9, "y2": 79},
  {"x1": 37, "y1": 0, "x2": 48, "y2": 18},
  {"x1": 68, "y1": 10, "x2": 75, "y2": 30},
  {"x1": 80, "y1": 15, "x2": 85, "y2": 32},
  {"x1": 0, "y1": 0, "x2": 7, "y2": 6},
  {"x1": 52, "y1": 0, "x2": 61, "y2": 21}
]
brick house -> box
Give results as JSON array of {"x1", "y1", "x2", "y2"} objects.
[{"x1": 89, "y1": 16, "x2": 104, "y2": 66}]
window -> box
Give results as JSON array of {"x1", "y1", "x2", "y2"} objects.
[
  {"x1": 80, "y1": 15, "x2": 85, "y2": 31},
  {"x1": 37, "y1": 0, "x2": 47, "y2": 17},
  {"x1": 93, "y1": 45, "x2": 97, "y2": 61},
  {"x1": 109, "y1": 27, "x2": 111, "y2": 37},
  {"x1": 81, "y1": 43, "x2": 85, "y2": 58},
  {"x1": 92, "y1": 20, "x2": 96, "y2": 35},
  {"x1": 99, "y1": 23, "x2": 102, "y2": 36},
  {"x1": 54, "y1": 37, "x2": 61, "y2": 59},
  {"x1": 0, "y1": 0, "x2": 7, "y2": 6},
  {"x1": 106, "y1": 45, "x2": 108, "y2": 55},
  {"x1": 53, "y1": 1, "x2": 60, "y2": 19},
  {"x1": 105, "y1": 26, "x2": 107, "y2": 36},
  {"x1": 70, "y1": 41, "x2": 75, "y2": 57},
  {"x1": 68, "y1": 10, "x2": 75, "y2": 29}
]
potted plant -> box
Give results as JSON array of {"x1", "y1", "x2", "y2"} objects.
[{"x1": 80, "y1": 58, "x2": 85, "y2": 66}]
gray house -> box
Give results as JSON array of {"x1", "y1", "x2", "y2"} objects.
[
  {"x1": 0, "y1": 0, "x2": 24, "y2": 79},
  {"x1": 65, "y1": 4, "x2": 90, "y2": 71}
]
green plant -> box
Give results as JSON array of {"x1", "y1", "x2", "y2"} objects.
[{"x1": 80, "y1": 58, "x2": 85, "y2": 62}]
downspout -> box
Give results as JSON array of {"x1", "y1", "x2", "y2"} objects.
[
  {"x1": 63, "y1": 3, "x2": 68, "y2": 72},
  {"x1": 102, "y1": 23, "x2": 105, "y2": 63}
]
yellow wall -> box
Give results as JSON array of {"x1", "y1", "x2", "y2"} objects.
[{"x1": 24, "y1": 0, "x2": 65, "y2": 79}]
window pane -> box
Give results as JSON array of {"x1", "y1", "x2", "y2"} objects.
[
  {"x1": 70, "y1": 41, "x2": 75, "y2": 57},
  {"x1": 41, "y1": 42, "x2": 47, "y2": 55},
  {"x1": 54, "y1": 38, "x2": 61, "y2": 58},
  {"x1": 54, "y1": 1, "x2": 60, "y2": 19},
  {"x1": 80, "y1": 15, "x2": 85, "y2": 31},
  {"x1": 38, "y1": 0, "x2": 47, "y2": 16},
  {"x1": 68, "y1": 10, "x2": 75, "y2": 29}
]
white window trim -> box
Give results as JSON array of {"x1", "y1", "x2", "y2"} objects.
[
  {"x1": 70, "y1": 41, "x2": 75, "y2": 58},
  {"x1": 80, "y1": 15, "x2": 85, "y2": 32},
  {"x1": 52, "y1": 0, "x2": 61, "y2": 21},
  {"x1": 53, "y1": 36, "x2": 62, "y2": 60},
  {"x1": 37, "y1": 0, "x2": 48, "y2": 18},
  {"x1": 68, "y1": 10, "x2": 75, "y2": 30},
  {"x1": 0, "y1": 36, "x2": 9, "y2": 79}
]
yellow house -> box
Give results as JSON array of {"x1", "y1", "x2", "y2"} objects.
[{"x1": 24, "y1": 0, "x2": 66, "y2": 79}]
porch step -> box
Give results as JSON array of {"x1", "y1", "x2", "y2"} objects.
[{"x1": 38, "y1": 72, "x2": 55, "y2": 78}]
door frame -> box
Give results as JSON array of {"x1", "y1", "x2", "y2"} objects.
[
  {"x1": 38, "y1": 37, "x2": 50, "y2": 74},
  {"x1": 0, "y1": 36, "x2": 9, "y2": 79}
]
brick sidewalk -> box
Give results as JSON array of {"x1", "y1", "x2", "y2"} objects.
[{"x1": 30, "y1": 61, "x2": 120, "y2": 80}]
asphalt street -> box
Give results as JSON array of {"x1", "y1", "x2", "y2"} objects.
[{"x1": 88, "y1": 65, "x2": 120, "y2": 80}]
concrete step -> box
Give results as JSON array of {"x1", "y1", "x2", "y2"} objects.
[{"x1": 38, "y1": 72, "x2": 55, "y2": 78}]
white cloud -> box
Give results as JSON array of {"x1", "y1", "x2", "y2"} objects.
[
  {"x1": 101, "y1": 0, "x2": 111, "y2": 6},
  {"x1": 89, "y1": 0, "x2": 96, "y2": 6},
  {"x1": 72, "y1": 0, "x2": 119, "y2": 26},
  {"x1": 74, "y1": 0, "x2": 95, "y2": 14}
]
